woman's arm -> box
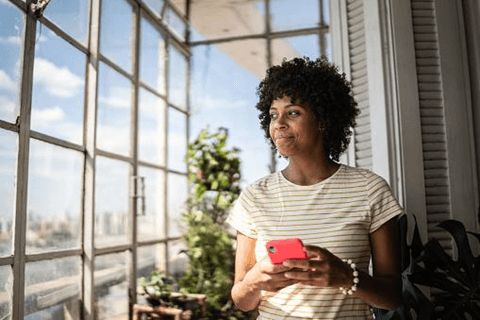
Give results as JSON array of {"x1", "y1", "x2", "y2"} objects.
[
  {"x1": 231, "y1": 232, "x2": 298, "y2": 311},
  {"x1": 283, "y1": 217, "x2": 401, "y2": 310},
  {"x1": 353, "y1": 216, "x2": 401, "y2": 309}
]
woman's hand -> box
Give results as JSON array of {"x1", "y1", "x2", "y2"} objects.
[
  {"x1": 243, "y1": 257, "x2": 301, "y2": 292},
  {"x1": 282, "y1": 245, "x2": 354, "y2": 289}
]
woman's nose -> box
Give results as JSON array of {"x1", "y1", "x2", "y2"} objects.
[{"x1": 273, "y1": 114, "x2": 288, "y2": 129}]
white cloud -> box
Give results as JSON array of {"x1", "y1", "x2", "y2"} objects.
[
  {"x1": 33, "y1": 58, "x2": 83, "y2": 98},
  {"x1": 31, "y1": 106, "x2": 66, "y2": 125},
  {"x1": 0, "y1": 70, "x2": 16, "y2": 91},
  {"x1": 0, "y1": 95, "x2": 15, "y2": 113},
  {"x1": 0, "y1": 35, "x2": 22, "y2": 45},
  {"x1": 99, "y1": 87, "x2": 131, "y2": 109}
]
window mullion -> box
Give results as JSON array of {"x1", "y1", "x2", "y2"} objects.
[
  {"x1": 83, "y1": 0, "x2": 102, "y2": 318},
  {"x1": 12, "y1": 1, "x2": 37, "y2": 319}
]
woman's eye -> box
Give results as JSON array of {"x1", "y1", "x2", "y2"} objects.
[
  {"x1": 270, "y1": 113, "x2": 277, "y2": 119},
  {"x1": 289, "y1": 110, "x2": 300, "y2": 116}
]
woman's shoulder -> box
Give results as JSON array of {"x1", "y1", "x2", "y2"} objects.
[
  {"x1": 246, "y1": 171, "x2": 283, "y2": 191},
  {"x1": 339, "y1": 164, "x2": 388, "y2": 185}
]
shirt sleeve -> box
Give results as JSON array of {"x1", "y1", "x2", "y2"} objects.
[
  {"x1": 367, "y1": 173, "x2": 404, "y2": 233},
  {"x1": 226, "y1": 186, "x2": 258, "y2": 239}
]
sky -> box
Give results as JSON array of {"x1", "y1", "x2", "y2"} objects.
[{"x1": 0, "y1": 0, "x2": 330, "y2": 227}]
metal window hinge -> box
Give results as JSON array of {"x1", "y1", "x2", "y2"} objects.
[{"x1": 31, "y1": 0, "x2": 51, "y2": 19}]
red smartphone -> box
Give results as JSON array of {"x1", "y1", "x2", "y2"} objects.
[{"x1": 266, "y1": 238, "x2": 308, "y2": 265}]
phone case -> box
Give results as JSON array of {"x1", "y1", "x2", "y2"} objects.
[{"x1": 266, "y1": 238, "x2": 308, "y2": 265}]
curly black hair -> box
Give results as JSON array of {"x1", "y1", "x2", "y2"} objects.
[{"x1": 255, "y1": 56, "x2": 359, "y2": 161}]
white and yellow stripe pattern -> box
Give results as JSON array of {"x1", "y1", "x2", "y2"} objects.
[{"x1": 227, "y1": 164, "x2": 403, "y2": 319}]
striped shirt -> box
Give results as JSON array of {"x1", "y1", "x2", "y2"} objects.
[{"x1": 227, "y1": 164, "x2": 403, "y2": 319}]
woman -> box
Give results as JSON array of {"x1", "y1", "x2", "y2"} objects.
[{"x1": 227, "y1": 57, "x2": 402, "y2": 319}]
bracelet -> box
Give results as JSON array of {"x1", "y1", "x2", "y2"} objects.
[{"x1": 339, "y1": 259, "x2": 359, "y2": 295}]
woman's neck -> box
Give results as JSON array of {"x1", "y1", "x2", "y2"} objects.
[{"x1": 282, "y1": 157, "x2": 339, "y2": 186}]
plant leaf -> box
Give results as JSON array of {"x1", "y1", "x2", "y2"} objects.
[{"x1": 438, "y1": 220, "x2": 476, "y2": 282}]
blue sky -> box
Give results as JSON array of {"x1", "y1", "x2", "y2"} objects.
[{"x1": 0, "y1": 0, "x2": 329, "y2": 224}]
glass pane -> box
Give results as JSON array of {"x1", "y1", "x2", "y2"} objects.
[
  {"x1": 137, "y1": 166, "x2": 165, "y2": 242},
  {"x1": 167, "y1": 107, "x2": 186, "y2": 173},
  {"x1": 169, "y1": 0, "x2": 186, "y2": 16},
  {"x1": 270, "y1": 0, "x2": 320, "y2": 32},
  {"x1": 325, "y1": 32, "x2": 332, "y2": 61},
  {"x1": 190, "y1": 0, "x2": 265, "y2": 42},
  {"x1": 167, "y1": 173, "x2": 187, "y2": 238},
  {"x1": 143, "y1": 0, "x2": 164, "y2": 14},
  {"x1": 191, "y1": 44, "x2": 270, "y2": 186},
  {"x1": 323, "y1": 0, "x2": 330, "y2": 24},
  {"x1": 272, "y1": 35, "x2": 320, "y2": 67},
  {"x1": 168, "y1": 46, "x2": 187, "y2": 109},
  {"x1": 43, "y1": 0, "x2": 89, "y2": 45},
  {"x1": 97, "y1": 62, "x2": 132, "y2": 156},
  {"x1": 137, "y1": 243, "x2": 166, "y2": 304},
  {"x1": 168, "y1": 238, "x2": 187, "y2": 279},
  {"x1": 0, "y1": 265, "x2": 13, "y2": 319},
  {"x1": 0, "y1": 2, "x2": 23, "y2": 124},
  {"x1": 31, "y1": 24, "x2": 85, "y2": 145},
  {"x1": 0, "y1": 130, "x2": 16, "y2": 257},
  {"x1": 100, "y1": 0, "x2": 133, "y2": 72},
  {"x1": 94, "y1": 252, "x2": 128, "y2": 320},
  {"x1": 140, "y1": 17, "x2": 166, "y2": 94},
  {"x1": 26, "y1": 140, "x2": 83, "y2": 254},
  {"x1": 24, "y1": 256, "x2": 81, "y2": 319},
  {"x1": 165, "y1": 5, "x2": 186, "y2": 40},
  {"x1": 95, "y1": 156, "x2": 129, "y2": 248},
  {"x1": 139, "y1": 89, "x2": 166, "y2": 165}
]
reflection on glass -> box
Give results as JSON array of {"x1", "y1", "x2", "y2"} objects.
[
  {"x1": 140, "y1": 17, "x2": 166, "y2": 94},
  {"x1": 43, "y1": 0, "x2": 89, "y2": 44},
  {"x1": 139, "y1": 89, "x2": 166, "y2": 165},
  {"x1": 0, "y1": 2, "x2": 23, "y2": 124},
  {"x1": 94, "y1": 252, "x2": 128, "y2": 320},
  {"x1": 272, "y1": 35, "x2": 319, "y2": 67},
  {"x1": 31, "y1": 24, "x2": 85, "y2": 145},
  {"x1": 270, "y1": 0, "x2": 320, "y2": 32},
  {"x1": 97, "y1": 62, "x2": 132, "y2": 156},
  {"x1": 0, "y1": 130, "x2": 16, "y2": 257},
  {"x1": 137, "y1": 166, "x2": 165, "y2": 242},
  {"x1": 165, "y1": 6, "x2": 186, "y2": 40},
  {"x1": 26, "y1": 140, "x2": 82, "y2": 254},
  {"x1": 0, "y1": 265, "x2": 13, "y2": 319},
  {"x1": 137, "y1": 244, "x2": 166, "y2": 285},
  {"x1": 95, "y1": 156, "x2": 129, "y2": 248},
  {"x1": 167, "y1": 107, "x2": 186, "y2": 173},
  {"x1": 143, "y1": 0, "x2": 164, "y2": 14},
  {"x1": 190, "y1": 44, "x2": 270, "y2": 186},
  {"x1": 24, "y1": 257, "x2": 81, "y2": 319},
  {"x1": 100, "y1": 0, "x2": 133, "y2": 72},
  {"x1": 168, "y1": 239, "x2": 188, "y2": 279},
  {"x1": 169, "y1": 0, "x2": 186, "y2": 16},
  {"x1": 168, "y1": 46, "x2": 187, "y2": 109},
  {"x1": 167, "y1": 173, "x2": 187, "y2": 238},
  {"x1": 190, "y1": 0, "x2": 264, "y2": 42}
]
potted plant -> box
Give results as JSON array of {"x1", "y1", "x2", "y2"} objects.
[
  {"x1": 373, "y1": 213, "x2": 480, "y2": 319},
  {"x1": 135, "y1": 270, "x2": 206, "y2": 319},
  {"x1": 177, "y1": 127, "x2": 256, "y2": 320}
]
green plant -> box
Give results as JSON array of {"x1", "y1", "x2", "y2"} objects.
[
  {"x1": 374, "y1": 214, "x2": 480, "y2": 319},
  {"x1": 140, "y1": 270, "x2": 173, "y2": 307},
  {"x1": 177, "y1": 127, "x2": 255, "y2": 319}
]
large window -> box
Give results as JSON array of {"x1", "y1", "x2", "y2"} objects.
[
  {"x1": 188, "y1": 0, "x2": 331, "y2": 179},
  {"x1": 0, "y1": 0, "x2": 189, "y2": 319},
  {"x1": 0, "y1": 0, "x2": 330, "y2": 318}
]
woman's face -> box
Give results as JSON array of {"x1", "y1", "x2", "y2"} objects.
[{"x1": 269, "y1": 96, "x2": 323, "y2": 158}]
